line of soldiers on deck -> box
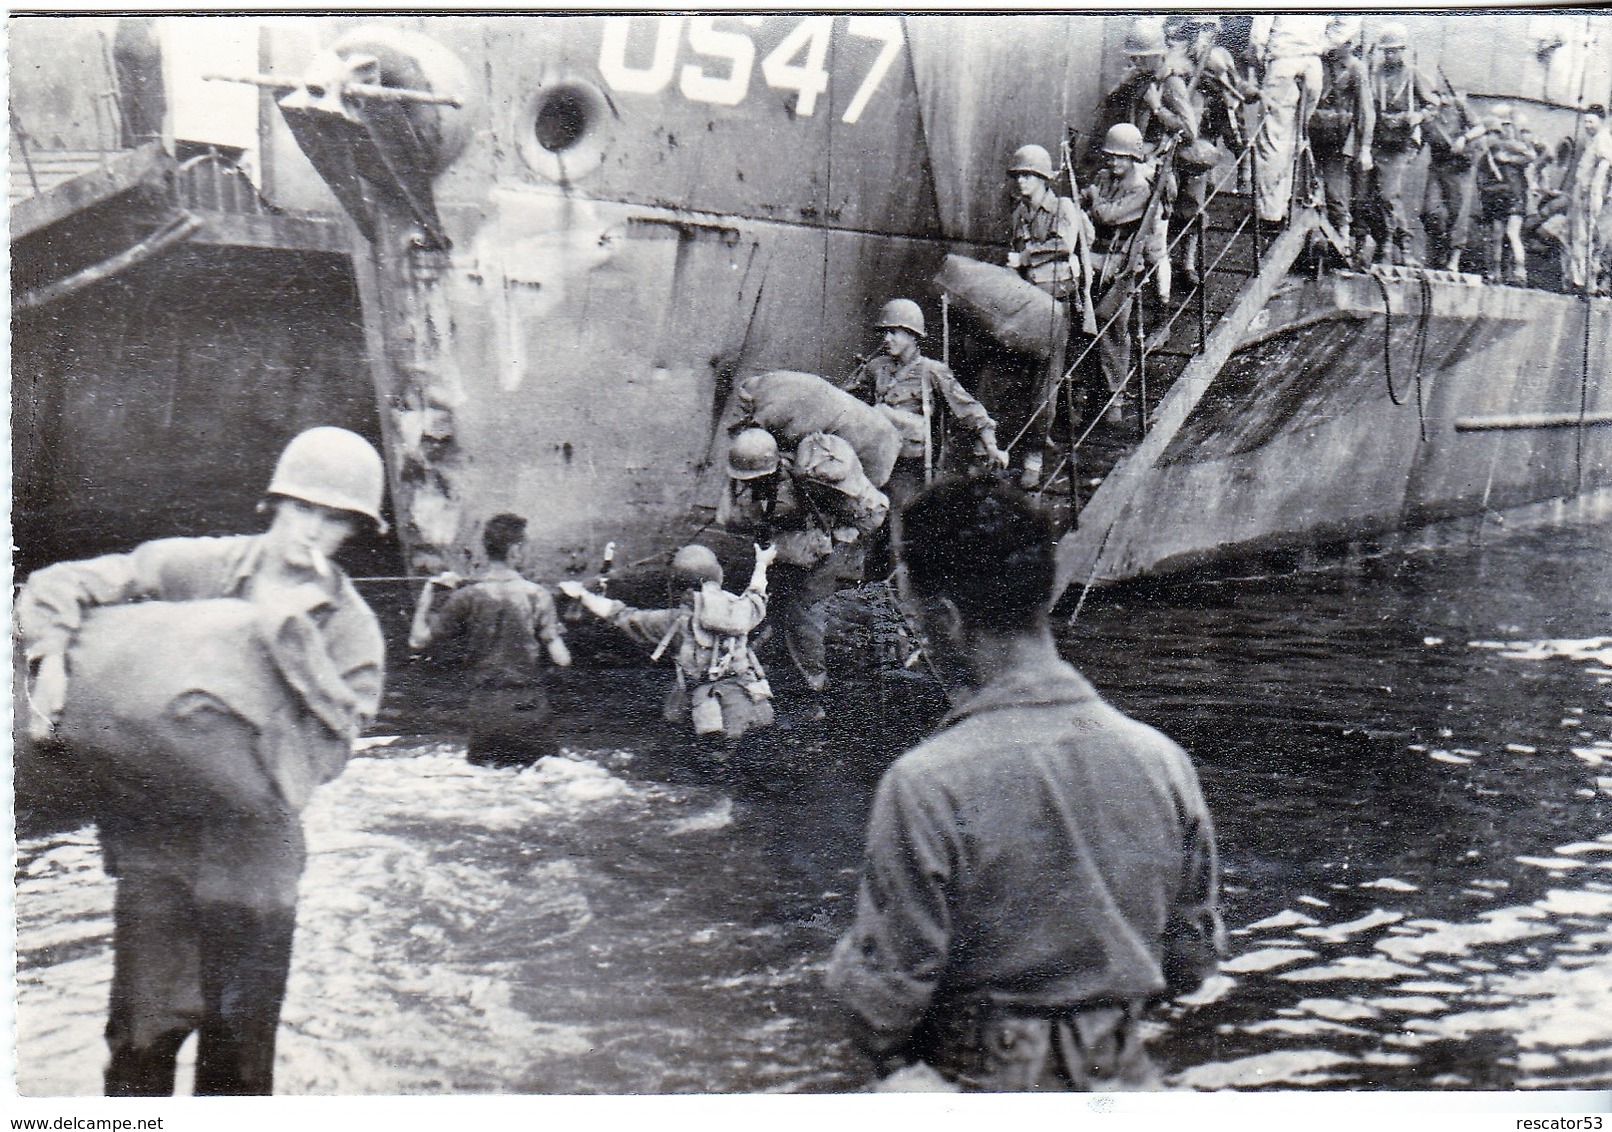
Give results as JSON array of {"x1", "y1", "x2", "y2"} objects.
[
  {"x1": 986, "y1": 13, "x2": 1611, "y2": 492},
  {"x1": 1240, "y1": 14, "x2": 1611, "y2": 289}
]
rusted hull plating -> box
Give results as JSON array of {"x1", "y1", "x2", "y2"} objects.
[{"x1": 263, "y1": 14, "x2": 1611, "y2": 582}]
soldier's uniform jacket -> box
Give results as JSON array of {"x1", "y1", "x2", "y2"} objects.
[
  {"x1": 1173, "y1": 44, "x2": 1251, "y2": 150},
  {"x1": 1424, "y1": 98, "x2": 1475, "y2": 168},
  {"x1": 1083, "y1": 167, "x2": 1163, "y2": 280},
  {"x1": 1313, "y1": 51, "x2": 1375, "y2": 158},
  {"x1": 1010, "y1": 190, "x2": 1087, "y2": 298},
  {"x1": 18, "y1": 534, "x2": 384, "y2": 808},
  {"x1": 1099, "y1": 67, "x2": 1198, "y2": 157},
  {"x1": 843, "y1": 347, "x2": 996, "y2": 459},
  {"x1": 825, "y1": 656, "x2": 1224, "y2": 1061},
  {"x1": 721, "y1": 432, "x2": 889, "y2": 568},
  {"x1": 1369, "y1": 59, "x2": 1439, "y2": 152},
  {"x1": 424, "y1": 564, "x2": 564, "y2": 689}
]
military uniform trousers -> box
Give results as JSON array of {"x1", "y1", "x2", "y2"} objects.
[
  {"x1": 466, "y1": 679, "x2": 556, "y2": 768},
  {"x1": 100, "y1": 807, "x2": 305, "y2": 1096},
  {"x1": 1315, "y1": 145, "x2": 1364, "y2": 244},
  {"x1": 1253, "y1": 53, "x2": 1323, "y2": 223},
  {"x1": 1367, "y1": 145, "x2": 1422, "y2": 260},
  {"x1": 765, "y1": 542, "x2": 864, "y2": 694},
  {"x1": 1092, "y1": 252, "x2": 1141, "y2": 414},
  {"x1": 1422, "y1": 158, "x2": 1476, "y2": 266}
]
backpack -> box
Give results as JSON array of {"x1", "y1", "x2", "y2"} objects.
[{"x1": 651, "y1": 583, "x2": 768, "y2": 684}]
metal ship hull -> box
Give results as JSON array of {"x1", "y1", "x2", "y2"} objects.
[
  {"x1": 11, "y1": 13, "x2": 1611, "y2": 588},
  {"x1": 1059, "y1": 272, "x2": 1612, "y2": 593}
]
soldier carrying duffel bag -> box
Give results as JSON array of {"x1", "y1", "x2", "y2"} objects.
[{"x1": 15, "y1": 426, "x2": 387, "y2": 1097}]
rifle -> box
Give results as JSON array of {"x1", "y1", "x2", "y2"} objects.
[
  {"x1": 1120, "y1": 134, "x2": 1178, "y2": 287},
  {"x1": 1434, "y1": 65, "x2": 1474, "y2": 136}
]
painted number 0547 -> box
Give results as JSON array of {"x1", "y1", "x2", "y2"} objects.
[{"x1": 598, "y1": 15, "x2": 903, "y2": 124}]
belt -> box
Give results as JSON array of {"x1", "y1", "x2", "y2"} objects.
[{"x1": 911, "y1": 997, "x2": 1154, "y2": 1091}]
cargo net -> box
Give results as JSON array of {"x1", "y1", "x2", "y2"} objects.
[{"x1": 998, "y1": 97, "x2": 1283, "y2": 502}]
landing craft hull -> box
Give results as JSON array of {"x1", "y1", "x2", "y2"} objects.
[
  {"x1": 316, "y1": 13, "x2": 1116, "y2": 579},
  {"x1": 1057, "y1": 278, "x2": 1612, "y2": 593},
  {"x1": 253, "y1": 14, "x2": 1610, "y2": 584}
]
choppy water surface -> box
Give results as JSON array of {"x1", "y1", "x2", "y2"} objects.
[{"x1": 15, "y1": 520, "x2": 1612, "y2": 1094}]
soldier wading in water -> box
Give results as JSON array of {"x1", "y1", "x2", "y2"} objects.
[{"x1": 826, "y1": 475, "x2": 1224, "y2": 1091}]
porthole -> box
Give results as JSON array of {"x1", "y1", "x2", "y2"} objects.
[{"x1": 519, "y1": 79, "x2": 613, "y2": 183}]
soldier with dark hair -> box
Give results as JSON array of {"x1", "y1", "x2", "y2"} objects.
[
  {"x1": 826, "y1": 475, "x2": 1223, "y2": 1092},
  {"x1": 410, "y1": 511, "x2": 572, "y2": 767}
]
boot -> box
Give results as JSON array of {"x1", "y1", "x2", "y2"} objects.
[
  {"x1": 1355, "y1": 234, "x2": 1378, "y2": 269},
  {"x1": 105, "y1": 1032, "x2": 190, "y2": 1097}
]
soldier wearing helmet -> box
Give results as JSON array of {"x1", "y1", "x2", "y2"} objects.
[
  {"x1": 719, "y1": 407, "x2": 891, "y2": 712},
  {"x1": 1363, "y1": 19, "x2": 1442, "y2": 265},
  {"x1": 842, "y1": 298, "x2": 1008, "y2": 511},
  {"x1": 1079, "y1": 122, "x2": 1164, "y2": 430},
  {"x1": 1006, "y1": 142, "x2": 1097, "y2": 488},
  {"x1": 1099, "y1": 15, "x2": 1198, "y2": 165},
  {"x1": 1165, "y1": 13, "x2": 1259, "y2": 283},
  {"x1": 15, "y1": 426, "x2": 388, "y2": 1095},
  {"x1": 1471, "y1": 102, "x2": 1538, "y2": 284},
  {"x1": 408, "y1": 511, "x2": 572, "y2": 768},
  {"x1": 562, "y1": 542, "x2": 779, "y2": 748},
  {"x1": 1310, "y1": 15, "x2": 1376, "y2": 263}
]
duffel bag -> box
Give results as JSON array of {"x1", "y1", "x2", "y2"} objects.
[
  {"x1": 933, "y1": 254, "x2": 1068, "y2": 359},
  {"x1": 54, "y1": 599, "x2": 327, "y2": 819},
  {"x1": 735, "y1": 370, "x2": 900, "y2": 488}
]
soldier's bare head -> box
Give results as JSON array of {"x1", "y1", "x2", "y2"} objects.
[
  {"x1": 899, "y1": 474, "x2": 1056, "y2": 636},
  {"x1": 483, "y1": 513, "x2": 528, "y2": 563}
]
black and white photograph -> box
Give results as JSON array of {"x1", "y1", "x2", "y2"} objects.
[{"x1": 8, "y1": 7, "x2": 1612, "y2": 1115}]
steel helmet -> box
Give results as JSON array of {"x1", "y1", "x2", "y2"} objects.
[
  {"x1": 267, "y1": 426, "x2": 387, "y2": 530},
  {"x1": 1326, "y1": 15, "x2": 1363, "y2": 48},
  {"x1": 1375, "y1": 21, "x2": 1409, "y2": 50},
  {"x1": 1007, "y1": 143, "x2": 1055, "y2": 180},
  {"x1": 1102, "y1": 122, "x2": 1147, "y2": 161},
  {"x1": 1490, "y1": 102, "x2": 1514, "y2": 123},
  {"x1": 876, "y1": 298, "x2": 926, "y2": 338},
  {"x1": 1124, "y1": 16, "x2": 1168, "y2": 56},
  {"x1": 726, "y1": 427, "x2": 780, "y2": 480},
  {"x1": 670, "y1": 544, "x2": 722, "y2": 586}
]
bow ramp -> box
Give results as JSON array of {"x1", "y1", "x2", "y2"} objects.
[{"x1": 1054, "y1": 213, "x2": 1318, "y2": 599}]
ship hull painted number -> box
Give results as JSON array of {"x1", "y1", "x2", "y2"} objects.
[{"x1": 599, "y1": 15, "x2": 903, "y2": 124}]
